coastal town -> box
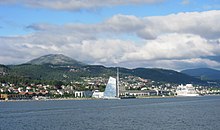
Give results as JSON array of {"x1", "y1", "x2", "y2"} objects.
[
  {"x1": 1, "y1": 1, "x2": 220, "y2": 130},
  {"x1": 1, "y1": 75, "x2": 220, "y2": 101}
]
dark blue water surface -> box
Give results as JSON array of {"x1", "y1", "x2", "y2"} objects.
[{"x1": 1, "y1": 96, "x2": 220, "y2": 130}]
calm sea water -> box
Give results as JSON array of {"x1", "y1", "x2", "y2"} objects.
[{"x1": 1, "y1": 96, "x2": 220, "y2": 130}]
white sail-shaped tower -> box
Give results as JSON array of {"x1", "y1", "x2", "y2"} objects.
[
  {"x1": 103, "y1": 77, "x2": 118, "y2": 99},
  {"x1": 103, "y1": 68, "x2": 136, "y2": 99}
]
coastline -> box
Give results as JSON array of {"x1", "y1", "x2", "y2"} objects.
[
  {"x1": 1, "y1": 95, "x2": 219, "y2": 102},
  {"x1": 0, "y1": 97, "x2": 101, "y2": 102},
  {"x1": 0, "y1": 96, "x2": 174, "y2": 102}
]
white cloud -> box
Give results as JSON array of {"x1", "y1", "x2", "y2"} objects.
[
  {"x1": 138, "y1": 10, "x2": 220, "y2": 39},
  {"x1": 104, "y1": 14, "x2": 145, "y2": 33},
  {"x1": 1, "y1": 33, "x2": 220, "y2": 70},
  {"x1": 110, "y1": 58, "x2": 220, "y2": 71},
  {"x1": 27, "y1": 10, "x2": 220, "y2": 40},
  {"x1": 79, "y1": 39, "x2": 137, "y2": 63},
  {"x1": 38, "y1": 10, "x2": 218, "y2": 40},
  {"x1": 181, "y1": 0, "x2": 190, "y2": 5},
  {"x1": 122, "y1": 33, "x2": 218, "y2": 61},
  {"x1": 1, "y1": 10, "x2": 220, "y2": 70},
  {"x1": 0, "y1": 0, "x2": 164, "y2": 11}
]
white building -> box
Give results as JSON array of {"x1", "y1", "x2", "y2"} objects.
[
  {"x1": 92, "y1": 90, "x2": 104, "y2": 98},
  {"x1": 75, "y1": 91, "x2": 85, "y2": 98}
]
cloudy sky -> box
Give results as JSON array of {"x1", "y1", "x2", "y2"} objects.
[{"x1": 0, "y1": 0, "x2": 220, "y2": 70}]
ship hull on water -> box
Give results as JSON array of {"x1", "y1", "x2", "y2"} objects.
[
  {"x1": 176, "y1": 94, "x2": 200, "y2": 97},
  {"x1": 120, "y1": 95, "x2": 136, "y2": 99},
  {"x1": 176, "y1": 84, "x2": 200, "y2": 97},
  {"x1": 103, "y1": 97, "x2": 121, "y2": 100}
]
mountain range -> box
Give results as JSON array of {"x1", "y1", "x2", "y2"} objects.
[
  {"x1": 181, "y1": 68, "x2": 220, "y2": 81},
  {"x1": 27, "y1": 54, "x2": 85, "y2": 66},
  {"x1": 0, "y1": 54, "x2": 218, "y2": 85}
]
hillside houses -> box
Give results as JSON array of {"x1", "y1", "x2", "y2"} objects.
[{"x1": 1, "y1": 75, "x2": 220, "y2": 100}]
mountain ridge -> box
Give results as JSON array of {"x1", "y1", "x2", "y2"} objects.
[
  {"x1": 6, "y1": 64, "x2": 203, "y2": 84},
  {"x1": 181, "y1": 68, "x2": 220, "y2": 80},
  {"x1": 27, "y1": 54, "x2": 85, "y2": 66},
  {"x1": 0, "y1": 54, "x2": 212, "y2": 85}
]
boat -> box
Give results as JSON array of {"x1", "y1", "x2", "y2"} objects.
[
  {"x1": 119, "y1": 95, "x2": 136, "y2": 99},
  {"x1": 176, "y1": 84, "x2": 200, "y2": 97}
]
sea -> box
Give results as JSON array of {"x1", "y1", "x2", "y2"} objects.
[{"x1": 1, "y1": 96, "x2": 220, "y2": 130}]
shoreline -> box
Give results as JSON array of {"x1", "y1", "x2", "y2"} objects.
[
  {"x1": 0, "y1": 96, "x2": 180, "y2": 102},
  {"x1": 0, "y1": 97, "x2": 102, "y2": 102},
  {"x1": 1, "y1": 95, "x2": 219, "y2": 102}
]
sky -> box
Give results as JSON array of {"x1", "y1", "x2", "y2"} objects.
[{"x1": 1, "y1": 0, "x2": 220, "y2": 71}]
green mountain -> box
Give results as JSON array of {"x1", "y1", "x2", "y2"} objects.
[
  {"x1": 27, "y1": 54, "x2": 85, "y2": 66},
  {"x1": 0, "y1": 54, "x2": 207, "y2": 85},
  {"x1": 131, "y1": 68, "x2": 202, "y2": 84},
  {"x1": 6, "y1": 64, "x2": 203, "y2": 84},
  {"x1": 118, "y1": 67, "x2": 204, "y2": 84},
  {"x1": 181, "y1": 68, "x2": 220, "y2": 80},
  {"x1": 0, "y1": 64, "x2": 9, "y2": 75}
]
